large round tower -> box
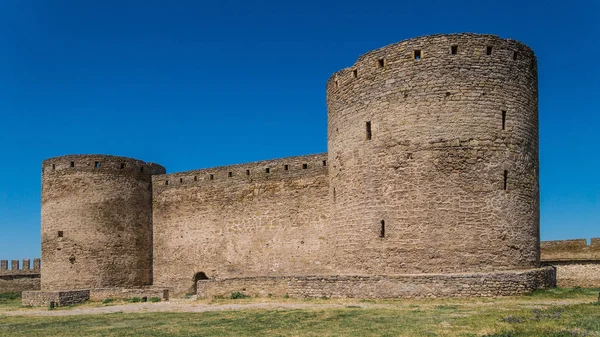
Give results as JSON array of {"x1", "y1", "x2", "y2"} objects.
[
  {"x1": 327, "y1": 34, "x2": 539, "y2": 275},
  {"x1": 41, "y1": 155, "x2": 165, "y2": 290}
]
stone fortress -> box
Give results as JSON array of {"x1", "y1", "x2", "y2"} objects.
[{"x1": 4, "y1": 33, "x2": 598, "y2": 304}]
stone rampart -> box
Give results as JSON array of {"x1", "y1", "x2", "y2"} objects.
[
  {"x1": 541, "y1": 238, "x2": 600, "y2": 288},
  {"x1": 0, "y1": 258, "x2": 41, "y2": 293},
  {"x1": 152, "y1": 153, "x2": 332, "y2": 296}
]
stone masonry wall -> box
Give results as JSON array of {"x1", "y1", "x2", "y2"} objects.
[
  {"x1": 196, "y1": 267, "x2": 556, "y2": 299},
  {"x1": 541, "y1": 238, "x2": 600, "y2": 288},
  {"x1": 22, "y1": 289, "x2": 90, "y2": 307},
  {"x1": 41, "y1": 155, "x2": 165, "y2": 290},
  {"x1": 326, "y1": 33, "x2": 539, "y2": 275},
  {"x1": 0, "y1": 259, "x2": 41, "y2": 293},
  {"x1": 152, "y1": 153, "x2": 332, "y2": 296}
]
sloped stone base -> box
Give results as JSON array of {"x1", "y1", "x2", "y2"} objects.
[{"x1": 196, "y1": 267, "x2": 556, "y2": 299}]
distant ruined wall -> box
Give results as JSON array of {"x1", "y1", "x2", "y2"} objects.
[
  {"x1": 152, "y1": 154, "x2": 331, "y2": 295},
  {"x1": 327, "y1": 33, "x2": 539, "y2": 275},
  {"x1": 0, "y1": 259, "x2": 41, "y2": 293},
  {"x1": 41, "y1": 155, "x2": 165, "y2": 290},
  {"x1": 541, "y1": 239, "x2": 600, "y2": 288}
]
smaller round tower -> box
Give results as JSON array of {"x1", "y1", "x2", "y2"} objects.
[{"x1": 41, "y1": 155, "x2": 165, "y2": 290}]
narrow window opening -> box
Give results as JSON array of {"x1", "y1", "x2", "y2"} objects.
[
  {"x1": 265, "y1": 168, "x2": 270, "y2": 173},
  {"x1": 120, "y1": 163, "x2": 125, "y2": 169},
  {"x1": 228, "y1": 172, "x2": 233, "y2": 177},
  {"x1": 284, "y1": 165, "x2": 289, "y2": 171},
  {"x1": 140, "y1": 167, "x2": 144, "y2": 173},
  {"x1": 503, "y1": 170, "x2": 508, "y2": 191},
  {"x1": 246, "y1": 169, "x2": 250, "y2": 176},
  {"x1": 333, "y1": 187, "x2": 336, "y2": 202},
  {"x1": 302, "y1": 164, "x2": 308, "y2": 169},
  {"x1": 70, "y1": 161, "x2": 74, "y2": 167},
  {"x1": 322, "y1": 160, "x2": 327, "y2": 166},
  {"x1": 366, "y1": 121, "x2": 372, "y2": 140},
  {"x1": 513, "y1": 51, "x2": 518, "y2": 60},
  {"x1": 52, "y1": 164, "x2": 55, "y2": 170},
  {"x1": 486, "y1": 46, "x2": 493, "y2": 55},
  {"x1": 413, "y1": 50, "x2": 421, "y2": 60},
  {"x1": 209, "y1": 174, "x2": 214, "y2": 180},
  {"x1": 194, "y1": 176, "x2": 197, "y2": 181},
  {"x1": 353, "y1": 69, "x2": 358, "y2": 78},
  {"x1": 335, "y1": 80, "x2": 339, "y2": 88},
  {"x1": 180, "y1": 178, "x2": 183, "y2": 183},
  {"x1": 377, "y1": 58, "x2": 385, "y2": 68},
  {"x1": 502, "y1": 110, "x2": 506, "y2": 130},
  {"x1": 380, "y1": 220, "x2": 385, "y2": 238},
  {"x1": 58, "y1": 231, "x2": 63, "y2": 238},
  {"x1": 451, "y1": 45, "x2": 458, "y2": 55},
  {"x1": 165, "y1": 180, "x2": 169, "y2": 186},
  {"x1": 95, "y1": 162, "x2": 100, "y2": 168}
]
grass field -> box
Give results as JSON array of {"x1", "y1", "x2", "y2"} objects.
[{"x1": 0, "y1": 288, "x2": 599, "y2": 336}]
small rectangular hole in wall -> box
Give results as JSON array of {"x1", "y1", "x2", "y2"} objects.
[
  {"x1": 380, "y1": 220, "x2": 385, "y2": 238},
  {"x1": 194, "y1": 176, "x2": 197, "y2": 181},
  {"x1": 414, "y1": 50, "x2": 421, "y2": 60},
  {"x1": 486, "y1": 46, "x2": 493, "y2": 55},
  {"x1": 284, "y1": 165, "x2": 289, "y2": 171},
  {"x1": 333, "y1": 187, "x2": 336, "y2": 202},
  {"x1": 140, "y1": 167, "x2": 144, "y2": 173},
  {"x1": 322, "y1": 160, "x2": 327, "y2": 166},
  {"x1": 95, "y1": 162, "x2": 100, "y2": 168},
  {"x1": 58, "y1": 231, "x2": 63, "y2": 238},
  {"x1": 228, "y1": 172, "x2": 233, "y2": 177},
  {"x1": 120, "y1": 163, "x2": 125, "y2": 169},
  {"x1": 513, "y1": 51, "x2": 518, "y2": 60},
  {"x1": 353, "y1": 69, "x2": 358, "y2": 78},
  {"x1": 377, "y1": 58, "x2": 384, "y2": 68},
  {"x1": 180, "y1": 178, "x2": 183, "y2": 183},
  {"x1": 165, "y1": 180, "x2": 169, "y2": 186},
  {"x1": 502, "y1": 110, "x2": 506, "y2": 130},
  {"x1": 366, "y1": 121, "x2": 372, "y2": 140},
  {"x1": 503, "y1": 170, "x2": 508, "y2": 191},
  {"x1": 302, "y1": 163, "x2": 308, "y2": 169},
  {"x1": 70, "y1": 161, "x2": 74, "y2": 167},
  {"x1": 246, "y1": 169, "x2": 250, "y2": 176},
  {"x1": 52, "y1": 164, "x2": 55, "y2": 170},
  {"x1": 335, "y1": 80, "x2": 339, "y2": 88},
  {"x1": 209, "y1": 174, "x2": 214, "y2": 180},
  {"x1": 451, "y1": 45, "x2": 458, "y2": 55},
  {"x1": 265, "y1": 168, "x2": 270, "y2": 173}
]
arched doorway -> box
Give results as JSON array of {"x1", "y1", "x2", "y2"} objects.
[{"x1": 193, "y1": 272, "x2": 209, "y2": 294}]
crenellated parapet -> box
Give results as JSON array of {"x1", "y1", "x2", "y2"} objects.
[
  {"x1": 541, "y1": 238, "x2": 600, "y2": 262},
  {"x1": 0, "y1": 258, "x2": 41, "y2": 275}
]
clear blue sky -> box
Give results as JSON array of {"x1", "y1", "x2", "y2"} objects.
[{"x1": 0, "y1": 0, "x2": 598, "y2": 259}]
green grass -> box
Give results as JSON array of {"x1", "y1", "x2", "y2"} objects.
[
  {"x1": 0, "y1": 288, "x2": 599, "y2": 336},
  {"x1": 0, "y1": 292, "x2": 23, "y2": 310}
]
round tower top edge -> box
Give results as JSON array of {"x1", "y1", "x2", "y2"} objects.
[
  {"x1": 326, "y1": 33, "x2": 536, "y2": 88},
  {"x1": 42, "y1": 154, "x2": 166, "y2": 176}
]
